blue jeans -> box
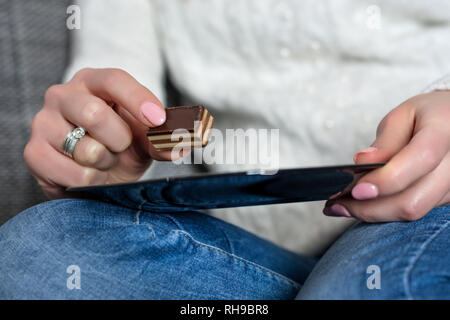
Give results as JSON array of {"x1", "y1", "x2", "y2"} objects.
[{"x1": 0, "y1": 199, "x2": 448, "y2": 299}]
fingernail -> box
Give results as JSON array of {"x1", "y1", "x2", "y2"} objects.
[
  {"x1": 323, "y1": 204, "x2": 352, "y2": 217},
  {"x1": 353, "y1": 147, "x2": 377, "y2": 162},
  {"x1": 141, "y1": 102, "x2": 166, "y2": 126},
  {"x1": 328, "y1": 191, "x2": 342, "y2": 200},
  {"x1": 352, "y1": 182, "x2": 378, "y2": 200}
]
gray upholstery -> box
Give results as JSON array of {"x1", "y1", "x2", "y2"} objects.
[{"x1": 0, "y1": 0, "x2": 70, "y2": 223}]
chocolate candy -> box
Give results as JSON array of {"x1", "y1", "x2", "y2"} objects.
[{"x1": 146, "y1": 105, "x2": 214, "y2": 151}]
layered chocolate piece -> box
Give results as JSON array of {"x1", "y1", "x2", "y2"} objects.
[{"x1": 147, "y1": 105, "x2": 214, "y2": 151}]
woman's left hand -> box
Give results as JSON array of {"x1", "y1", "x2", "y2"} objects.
[{"x1": 324, "y1": 91, "x2": 450, "y2": 222}]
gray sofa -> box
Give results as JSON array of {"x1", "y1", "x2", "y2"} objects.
[{"x1": 0, "y1": 0, "x2": 70, "y2": 224}]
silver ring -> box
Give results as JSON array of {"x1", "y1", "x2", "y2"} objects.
[{"x1": 62, "y1": 126, "x2": 85, "y2": 158}]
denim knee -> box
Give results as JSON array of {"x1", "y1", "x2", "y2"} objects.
[{"x1": 297, "y1": 205, "x2": 450, "y2": 299}]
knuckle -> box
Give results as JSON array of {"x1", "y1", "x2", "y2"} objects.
[
  {"x1": 81, "y1": 101, "x2": 107, "y2": 128},
  {"x1": 23, "y1": 142, "x2": 36, "y2": 165},
  {"x1": 376, "y1": 113, "x2": 392, "y2": 137},
  {"x1": 103, "y1": 68, "x2": 129, "y2": 86},
  {"x1": 44, "y1": 84, "x2": 64, "y2": 105},
  {"x1": 406, "y1": 93, "x2": 429, "y2": 109},
  {"x1": 23, "y1": 141, "x2": 45, "y2": 171},
  {"x1": 399, "y1": 201, "x2": 424, "y2": 221},
  {"x1": 118, "y1": 128, "x2": 133, "y2": 152},
  {"x1": 30, "y1": 110, "x2": 45, "y2": 133},
  {"x1": 356, "y1": 209, "x2": 374, "y2": 222},
  {"x1": 380, "y1": 165, "x2": 403, "y2": 191},
  {"x1": 85, "y1": 142, "x2": 107, "y2": 166},
  {"x1": 73, "y1": 67, "x2": 93, "y2": 81},
  {"x1": 418, "y1": 146, "x2": 441, "y2": 169},
  {"x1": 78, "y1": 168, "x2": 98, "y2": 186}
]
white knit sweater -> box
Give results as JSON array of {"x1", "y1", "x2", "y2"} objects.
[{"x1": 64, "y1": 0, "x2": 450, "y2": 255}]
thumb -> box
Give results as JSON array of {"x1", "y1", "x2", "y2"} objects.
[
  {"x1": 350, "y1": 104, "x2": 418, "y2": 200},
  {"x1": 354, "y1": 105, "x2": 414, "y2": 164}
]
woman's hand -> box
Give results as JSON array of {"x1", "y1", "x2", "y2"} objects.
[
  {"x1": 24, "y1": 68, "x2": 179, "y2": 199},
  {"x1": 324, "y1": 91, "x2": 450, "y2": 222}
]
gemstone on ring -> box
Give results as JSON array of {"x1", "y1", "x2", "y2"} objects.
[
  {"x1": 72, "y1": 127, "x2": 85, "y2": 139},
  {"x1": 62, "y1": 126, "x2": 86, "y2": 158}
]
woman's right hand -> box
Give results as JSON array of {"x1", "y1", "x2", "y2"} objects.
[{"x1": 24, "y1": 68, "x2": 176, "y2": 199}]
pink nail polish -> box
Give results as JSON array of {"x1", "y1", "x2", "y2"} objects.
[
  {"x1": 323, "y1": 206, "x2": 334, "y2": 216},
  {"x1": 323, "y1": 204, "x2": 352, "y2": 217},
  {"x1": 141, "y1": 102, "x2": 166, "y2": 126},
  {"x1": 328, "y1": 191, "x2": 342, "y2": 200},
  {"x1": 352, "y1": 182, "x2": 378, "y2": 200},
  {"x1": 353, "y1": 147, "x2": 377, "y2": 162}
]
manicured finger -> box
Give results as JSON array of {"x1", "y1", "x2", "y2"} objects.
[
  {"x1": 114, "y1": 104, "x2": 191, "y2": 162},
  {"x1": 352, "y1": 105, "x2": 449, "y2": 200},
  {"x1": 74, "y1": 68, "x2": 166, "y2": 127},
  {"x1": 324, "y1": 153, "x2": 450, "y2": 222}
]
